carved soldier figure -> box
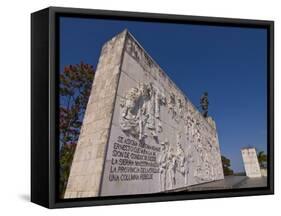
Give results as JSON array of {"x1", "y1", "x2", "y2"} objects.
[
  {"x1": 158, "y1": 139, "x2": 169, "y2": 191},
  {"x1": 120, "y1": 86, "x2": 141, "y2": 138},
  {"x1": 200, "y1": 92, "x2": 209, "y2": 118},
  {"x1": 167, "y1": 151, "x2": 176, "y2": 190},
  {"x1": 143, "y1": 83, "x2": 156, "y2": 131},
  {"x1": 155, "y1": 88, "x2": 166, "y2": 133},
  {"x1": 175, "y1": 98, "x2": 184, "y2": 123},
  {"x1": 121, "y1": 82, "x2": 168, "y2": 142},
  {"x1": 138, "y1": 83, "x2": 151, "y2": 140},
  {"x1": 175, "y1": 133, "x2": 189, "y2": 185},
  {"x1": 168, "y1": 93, "x2": 176, "y2": 119},
  {"x1": 175, "y1": 133, "x2": 185, "y2": 172}
]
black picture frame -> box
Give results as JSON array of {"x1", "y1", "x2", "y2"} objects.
[{"x1": 31, "y1": 6, "x2": 274, "y2": 208}]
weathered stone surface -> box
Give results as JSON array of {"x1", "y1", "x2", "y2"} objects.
[
  {"x1": 260, "y1": 168, "x2": 267, "y2": 177},
  {"x1": 64, "y1": 30, "x2": 127, "y2": 199},
  {"x1": 241, "y1": 147, "x2": 262, "y2": 178},
  {"x1": 64, "y1": 30, "x2": 224, "y2": 198}
]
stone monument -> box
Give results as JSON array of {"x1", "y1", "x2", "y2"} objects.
[
  {"x1": 64, "y1": 30, "x2": 224, "y2": 198},
  {"x1": 241, "y1": 147, "x2": 262, "y2": 178}
]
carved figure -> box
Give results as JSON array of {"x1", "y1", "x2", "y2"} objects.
[
  {"x1": 158, "y1": 139, "x2": 169, "y2": 190},
  {"x1": 166, "y1": 146, "x2": 177, "y2": 190},
  {"x1": 167, "y1": 93, "x2": 176, "y2": 119},
  {"x1": 175, "y1": 98, "x2": 184, "y2": 123},
  {"x1": 200, "y1": 92, "x2": 209, "y2": 118},
  {"x1": 155, "y1": 88, "x2": 166, "y2": 133},
  {"x1": 120, "y1": 86, "x2": 142, "y2": 138},
  {"x1": 175, "y1": 133, "x2": 189, "y2": 184},
  {"x1": 120, "y1": 82, "x2": 166, "y2": 141}
]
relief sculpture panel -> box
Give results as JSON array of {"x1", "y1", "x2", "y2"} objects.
[{"x1": 100, "y1": 33, "x2": 224, "y2": 196}]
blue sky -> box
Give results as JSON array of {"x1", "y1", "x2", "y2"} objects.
[{"x1": 60, "y1": 17, "x2": 267, "y2": 173}]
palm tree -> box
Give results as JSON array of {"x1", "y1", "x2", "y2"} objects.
[{"x1": 257, "y1": 151, "x2": 267, "y2": 169}]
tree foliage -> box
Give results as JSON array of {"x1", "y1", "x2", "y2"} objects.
[
  {"x1": 221, "y1": 155, "x2": 234, "y2": 176},
  {"x1": 257, "y1": 151, "x2": 267, "y2": 169},
  {"x1": 59, "y1": 62, "x2": 95, "y2": 197}
]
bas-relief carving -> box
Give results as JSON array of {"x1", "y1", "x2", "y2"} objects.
[
  {"x1": 120, "y1": 82, "x2": 167, "y2": 142},
  {"x1": 119, "y1": 80, "x2": 223, "y2": 191},
  {"x1": 116, "y1": 33, "x2": 224, "y2": 192},
  {"x1": 158, "y1": 135, "x2": 189, "y2": 191},
  {"x1": 125, "y1": 36, "x2": 154, "y2": 72},
  {"x1": 65, "y1": 31, "x2": 224, "y2": 198}
]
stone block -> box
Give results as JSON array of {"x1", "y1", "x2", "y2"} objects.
[
  {"x1": 241, "y1": 147, "x2": 262, "y2": 178},
  {"x1": 64, "y1": 30, "x2": 224, "y2": 198}
]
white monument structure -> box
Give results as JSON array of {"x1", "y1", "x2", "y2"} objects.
[
  {"x1": 64, "y1": 30, "x2": 224, "y2": 198},
  {"x1": 241, "y1": 147, "x2": 262, "y2": 178}
]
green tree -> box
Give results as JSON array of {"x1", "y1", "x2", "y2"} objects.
[
  {"x1": 221, "y1": 155, "x2": 234, "y2": 176},
  {"x1": 59, "y1": 62, "x2": 95, "y2": 197},
  {"x1": 257, "y1": 151, "x2": 267, "y2": 169}
]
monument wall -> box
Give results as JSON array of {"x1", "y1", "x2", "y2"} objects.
[
  {"x1": 241, "y1": 148, "x2": 262, "y2": 178},
  {"x1": 63, "y1": 31, "x2": 127, "y2": 199},
  {"x1": 64, "y1": 30, "x2": 224, "y2": 198}
]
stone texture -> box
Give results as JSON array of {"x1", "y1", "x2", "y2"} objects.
[
  {"x1": 64, "y1": 30, "x2": 224, "y2": 198},
  {"x1": 241, "y1": 147, "x2": 262, "y2": 178},
  {"x1": 260, "y1": 168, "x2": 267, "y2": 177},
  {"x1": 64, "y1": 30, "x2": 127, "y2": 198}
]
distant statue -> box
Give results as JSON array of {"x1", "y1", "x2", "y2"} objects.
[{"x1": 200, "y1": 92, "x2": 209, "y2": 118}]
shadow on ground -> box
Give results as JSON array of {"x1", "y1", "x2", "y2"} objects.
[{"x1": 19, "y1": 194, "x2": 30, "y2": 202}]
